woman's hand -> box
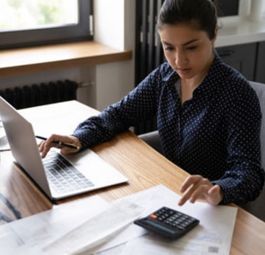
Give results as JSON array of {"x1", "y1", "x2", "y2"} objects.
[
  {"x1": 39, "y1": 134, "x2": 82, "y2": 158},
  {"x1": 178, "y1": 175, "x2": 223, "y2": 206}
]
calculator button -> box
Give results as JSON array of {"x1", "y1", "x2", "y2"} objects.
[{"x1": 149, "y1": 214, "x2": 157, "y2": 220}]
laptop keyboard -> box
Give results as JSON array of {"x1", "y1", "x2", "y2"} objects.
[{"x1": 42, "y1": 151, "x2": 94, "y2": 194}]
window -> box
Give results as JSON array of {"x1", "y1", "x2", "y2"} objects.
[{"x1": 0, "y1": 0, "x2": 93, "y2": 49}]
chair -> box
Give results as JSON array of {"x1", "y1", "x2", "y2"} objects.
[
  {"x1": 241, "y1": 81, "x2": 265, "y2": 221},
  {"x1": 138, "y1": 130, "x2": 162, "y2": 153},
  {"x1": 139, "y1": 81, "x2": 265, "y2": 221}
]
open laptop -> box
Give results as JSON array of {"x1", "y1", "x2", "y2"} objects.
[{"x1": 0, "y1": 97, "x2": 128, "y2": 203}]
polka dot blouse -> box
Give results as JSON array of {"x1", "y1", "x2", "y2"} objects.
[{"x1": 73, "y1": 54, "x2": 265, "y2": 205}]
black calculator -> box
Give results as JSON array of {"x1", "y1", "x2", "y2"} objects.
[{"x1": 134, "y1": 207, "x2": 199, "y2": 240}]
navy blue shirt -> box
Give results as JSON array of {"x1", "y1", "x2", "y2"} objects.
[{"x1": 73, "y1": 55, "x2": 264, "y2": 204}]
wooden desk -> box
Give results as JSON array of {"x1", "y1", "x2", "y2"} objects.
[{"x1": 0, "y1": 101, "x2": 265, "y2": 254}]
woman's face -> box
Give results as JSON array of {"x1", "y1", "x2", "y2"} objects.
[{"x1": 159, "y1": 23, "x2": 215, "y2": 80}]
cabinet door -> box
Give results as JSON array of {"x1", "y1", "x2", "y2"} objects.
[
  {"x1": 216, "y1": 43, "x2": 257, "y2": 81},
  {"x1": 255, "y1": 42, "x2": 265, "y2": 83}
]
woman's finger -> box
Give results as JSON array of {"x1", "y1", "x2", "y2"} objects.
[
  {"x1": 179, "y1": 176, "x2": 212, "y2": 206},
  {"x1": 180, "y1": 175, "x2": 203, "y2": 193},
  {"x1": 206, "y1": 185, "x2": 223, "y2": 205},
  {"x1": 190, "y1": 185, "x2": 210, "y2": 203}
]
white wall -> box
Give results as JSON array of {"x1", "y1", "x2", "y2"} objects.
[
  {"x1": 94, "y1": 0, "x2": 135, "y2": 51},
  {"x1": 94, "y1": 0, "x2": 125, "y2": 51},
  {"x1": 0, "y1": 0, "x2": 135, "y2": 111},
  {"x1": 93, "y1": 0, "x2": 135, "y2": 110}
]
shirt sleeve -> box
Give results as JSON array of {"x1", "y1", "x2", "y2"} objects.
[
  {"x1": 72, "y1": 67, "x2": 162, "y2": 149},
  {"x1": 214, "y1": 81, "x2": 265, "y2": 204}
]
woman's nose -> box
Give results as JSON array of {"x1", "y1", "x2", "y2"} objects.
[{"x1": 174, "y1": 51, "x2": 188, "y2": 67}]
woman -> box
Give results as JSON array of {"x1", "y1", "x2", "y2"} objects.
[{"x1": 40, "y1": 0, "x2": 264, "y2": 206}]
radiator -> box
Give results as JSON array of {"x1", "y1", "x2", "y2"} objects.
[{"x1": 0, "y1": 80, "x2": 78, "y2": 109}]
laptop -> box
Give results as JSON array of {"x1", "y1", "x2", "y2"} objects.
[{"x1": 0, "y1": 97, "x2": 128, "y2": 202}]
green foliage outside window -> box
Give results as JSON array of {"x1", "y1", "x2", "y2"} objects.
[{"x1": 0, "y1": 0, "x2": 78, "y2": 31}]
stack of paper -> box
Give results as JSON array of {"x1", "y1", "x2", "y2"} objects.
[{"x1": 0, "y1": 185, "x2": 237, "y2": 255}]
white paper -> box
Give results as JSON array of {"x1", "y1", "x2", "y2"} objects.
[
  {"x1": 0, "y1": 185, "x2": 237, "y2": 255},
  {"x1": 93, "y1": 185, "x2": 237, "y2": 255},
  {"x1": 121, "y1": 235, "x2": 218, "y2": 255},
  {"x1": 42, "y1": 200, "x2": 143, "y2": 255},
  {"x1": 0, "y1": 195, "x2": 109, "y2": 255}
]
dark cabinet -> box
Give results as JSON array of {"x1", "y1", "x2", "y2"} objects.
[{"x1": 216, "y1": 43, "x2": 257, "y2": 81}]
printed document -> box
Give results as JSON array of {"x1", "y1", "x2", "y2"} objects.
[
  {"x1": 0, "y1": 185, "x2": 237, "y2": 255},
  {"x1": 93, "y1": 185, "x2": 238, "y2": 255},
  {"x1": 0, "y1": 196, "x2": 109, "y2": 254}
]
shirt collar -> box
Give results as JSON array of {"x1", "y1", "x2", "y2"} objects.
[{"x1": 161, "y1": 63, "x2": 179, "y2": 82}]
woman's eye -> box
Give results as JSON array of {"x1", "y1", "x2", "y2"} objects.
[
  {"x1": 186, "y1": 46, "x2": 197, "y2": 51},
  {"x1": 164, "y1": 46, "x2": 174, "y2": 51}
]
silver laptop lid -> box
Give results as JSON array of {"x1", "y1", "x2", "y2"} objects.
[{"x1": 0, "y1": 97, "x2": 52, "y2": 198}]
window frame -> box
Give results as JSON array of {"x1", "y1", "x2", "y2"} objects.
[{"x1": 0, "y1": 0, "x2": 93, "y2": 49}]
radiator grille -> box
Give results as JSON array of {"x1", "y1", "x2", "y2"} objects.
[{"x1": 0, "y1": 80, "x2": 78, "y2": 109}]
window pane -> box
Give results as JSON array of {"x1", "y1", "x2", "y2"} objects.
[
  {"x1": 0, "y1": 0, "x2": 79, "y2": 32},
  {"x1": 0, "y1": 0, "x2": 92, "y2": 49}
]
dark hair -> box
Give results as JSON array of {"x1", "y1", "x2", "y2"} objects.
[{"x1": 157, "y1": 0, "x2": 217, "y2": 39}]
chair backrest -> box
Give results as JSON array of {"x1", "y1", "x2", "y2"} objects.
[
  {"x1": 242, "y1": 81, "x2": 265, "y2": 221},
  {"x1": 249, "y1": 81, "x2": 265, "y2": 170}
]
